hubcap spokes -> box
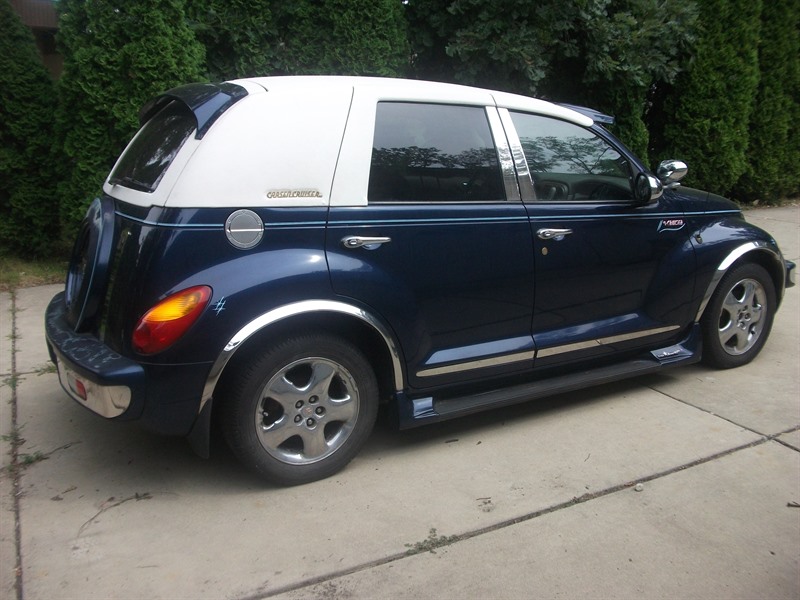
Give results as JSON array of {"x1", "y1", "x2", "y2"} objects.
[
  {"x1": 717, "y1": 278, "x2": 767, "y2": 355},
  {"x1": 255, "y1": 358, "x2": 358, "y2": 465}
]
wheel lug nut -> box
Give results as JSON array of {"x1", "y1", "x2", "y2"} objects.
[
  {"x1": 315, "y1": 407, "x2": 324, "y2": 415},
  {"x1": 295, "y1": 400, "x2": 304, "y2": 409},
  {"x1": 294, "y1": 415, "x2": 302, "y2": 423},
  {"x1": 306, "y1": 418, "x2": 315, "y2": 426},
  {"x1": 309, "y1": 396, "x2": 318, "y2": 404}
]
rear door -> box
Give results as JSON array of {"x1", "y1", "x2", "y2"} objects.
[{"x1": 327, "y1": 101, "x2": 536, "y2": 390}]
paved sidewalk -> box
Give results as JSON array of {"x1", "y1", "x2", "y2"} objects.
[{"x1": 1, "y1": 206, "x2": 798, "y2": 599}]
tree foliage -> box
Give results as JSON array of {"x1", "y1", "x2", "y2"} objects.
[
  {"x1": 54, "y1": 0, "x2": 205, "y2": 240},
  {"x1": 187, "y1": 0, "x2": 277, "y2": 80},
  {"x1": 407, "y1": 0, "x2": 572, "y2": 93},
  {"x1": 273, "y1": 0, "x2": 408, "y2": 76},
  {"x1": 0, "y1": 0, "x2": 59, "y2": 256},
  {"x1": 407, "y1": 0, "x2": 698, "y2": 158},
  {"x1": 190, "y1": 0, "x2": 408, "y2": 80},
  {"x1": 660, "y1": 0, "x2": 762, "y2": 195}
]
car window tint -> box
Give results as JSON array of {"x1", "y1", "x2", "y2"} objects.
[
  {"x1": 509, "y1": 112, "x2": 633, "y2": 202},
  {"x1": 368, "y1": 103, "x2": 505, "y2": 202},
  {"x1": 109, "y1": 100, "x2": 196, "y2": 193}
]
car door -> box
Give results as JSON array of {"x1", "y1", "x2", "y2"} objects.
[
  {"x1": 502, "y1": 110, "x2": 696, "y2": 367},
  {"x1": 326, "y1": 101, "x2": 536, "y2": 389}
]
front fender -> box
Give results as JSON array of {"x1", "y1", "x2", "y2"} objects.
[{"x1": 693, "y1": 218, "x2": 788, "y2": 321}]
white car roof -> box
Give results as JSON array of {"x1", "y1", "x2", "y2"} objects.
[{"x1": 104, "y1": 76, "x2": 593, "y2": 209}]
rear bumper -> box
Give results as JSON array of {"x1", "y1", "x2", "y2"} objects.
[
  {"x1": 46, "y1": 292, "x2": 144, "y2": 419},
  {"x1": 45, "y1": 292, "x2": 210, "y2": 436}
]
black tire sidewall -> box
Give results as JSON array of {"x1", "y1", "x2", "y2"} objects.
[
  {"x1": 701, "y1": 262, "x2": 776, "y2": 369},
  {"x1": 221, "y1": 332, "x2": 379, "y2": 485}
]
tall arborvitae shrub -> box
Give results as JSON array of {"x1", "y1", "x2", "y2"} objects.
[
  {"x1": 660, "y1": 0, "x2": 762, "y2": 195},
  {"x1": 187, "y1": 0, "x2": 277, "y2": 80},
  {"x1": 735, "y1": 0, "x2": 800, "y2": 203},
  {"x1": 55, "y1": 0, "x2": 205, "y2": 241},
  {"x1": 273, "y1": 0, "x2": 408, "y2": 76},
  {"x1": 0, "y1": 0, "x2": 59, "y2": 256}
]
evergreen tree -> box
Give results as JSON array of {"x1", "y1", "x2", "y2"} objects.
[
  {"x1": 735, "y1": 0, "x2": 800, "y2": 203},
  {"x1": 0, "y1": 0, "x2": 59, "y2": 256},
  {"x1": 187, "y1": 0, "x2": 277, "y2": 80},
  {"x1": 273, "y1": 0, "x2": 408, "y2": 76},
  {"x1": 660, "y1": 0, "x2": 762, "y2": 195},
  {"x1": 55, "y1": 0, "x2": 205, "y2": 241},
  {"x1": 190, "y1": 0, "x2": 408, "y2": 81}
]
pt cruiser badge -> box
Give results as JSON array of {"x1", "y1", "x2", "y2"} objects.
[{"x1": 45, "y1": 76, "x2": 796, "y2": 485}]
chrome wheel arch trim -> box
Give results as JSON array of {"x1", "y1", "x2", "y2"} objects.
[
  {"x1": 200, "y1": 300, "x2": 404, "y2": 413},
  {"x1": 695, "y1": 241, "x2": 786, "y2": 322}
]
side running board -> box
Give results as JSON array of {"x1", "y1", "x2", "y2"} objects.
[{"x1": 399, "y1": 327, "x2": 700, "y2": 428}]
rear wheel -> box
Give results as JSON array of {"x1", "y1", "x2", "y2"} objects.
[
  {"x1": 221, "y1": 333, "x2": 378, "y2": 485},
  {"x1": 701, "y1": 262, "x2": 776, "y2": 369}
]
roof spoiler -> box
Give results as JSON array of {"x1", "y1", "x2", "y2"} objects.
[
  {"x1": 139, "y1": 82, "x2": 249, "y2": 139},
  {"x1": 557, "y1": 103, "x2": 615, "y2": 125}
]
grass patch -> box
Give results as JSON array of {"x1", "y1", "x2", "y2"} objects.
[{"x1": 0, "y1": 254, "x2": 67, "y2": 291}]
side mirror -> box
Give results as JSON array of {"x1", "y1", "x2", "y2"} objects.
[
  {"x1": 656, "y1": 160, "x2": 688, "y2": 189},
  {"x1": 635, "y1": 173, "x2": 663, "y2": 204}
]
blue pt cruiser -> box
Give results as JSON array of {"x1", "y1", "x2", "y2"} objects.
[{"x1": 45, "y1": 77, "x2": 796, "y2": 485}]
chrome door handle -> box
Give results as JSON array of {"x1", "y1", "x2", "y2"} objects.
[
  {"x1": 537, "y1": 228, "x2": 573, "y2": 241},
  {"x1": 341, "y1": 236, "x2": 392, "y2": 250}
]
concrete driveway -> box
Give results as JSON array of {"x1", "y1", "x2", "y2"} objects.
[{"x1": 2, "y1": 205, "x2": 798, "y2": 600}]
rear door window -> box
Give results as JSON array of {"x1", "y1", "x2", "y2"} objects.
[
  {"x1": 368, "y1": 103, "x2": 505, "y2": 202},
  {"x1": 108, "y1": 100, "x2": 196, "y2": 193}
]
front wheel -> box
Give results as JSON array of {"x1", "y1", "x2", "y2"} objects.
[
  {"x1": 701, "y1": 262, "x2": 776, "y2": 369},
  {"x1": 221, "y1": 333, "x2": 378, "y2": 485}
]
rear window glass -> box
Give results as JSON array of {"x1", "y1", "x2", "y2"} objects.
[{"x1": 108, "y1": 100, "x2": 196, "y2": 193}]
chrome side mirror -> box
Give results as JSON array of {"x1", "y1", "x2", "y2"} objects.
[{"x1": 657, "y1": 160, "x2": 688, "y2": 189}]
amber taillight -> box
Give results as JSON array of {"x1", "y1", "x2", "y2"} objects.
[{"x1": 132, "y1": 286, "x2": 212, "y2": 355}]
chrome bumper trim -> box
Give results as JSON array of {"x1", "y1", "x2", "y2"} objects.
[{"x1": 55, "y1": 354, "x2": 131, "y2": 418}]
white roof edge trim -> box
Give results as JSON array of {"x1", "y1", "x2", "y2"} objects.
[
  {"x1": 231, "y1": 75, "x2": 593, "y2": 126},
  {"x1": 491, "y1": 91, "x2": 594, "y2": 127}
]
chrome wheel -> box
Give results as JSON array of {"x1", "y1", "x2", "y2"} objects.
[
  {"x1": 716, "y1": 277, "x2": 767, "y2": 356},
  {"x1": 222, "y1": 333, "x2": 378, "y2": 485},
  {"x1": 255, "y1": 357, "x2": 360, "y2": 465},
  {"x1": 701, "y1": 262, "x2": 776, "y2": 369}
]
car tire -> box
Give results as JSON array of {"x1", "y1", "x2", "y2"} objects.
[
  {"x1": 221, "y1": 332, "x2": 379, "y2": 485},
  {"x1": 701, "y1": 262, "x2": 776, "y2": 369}
]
